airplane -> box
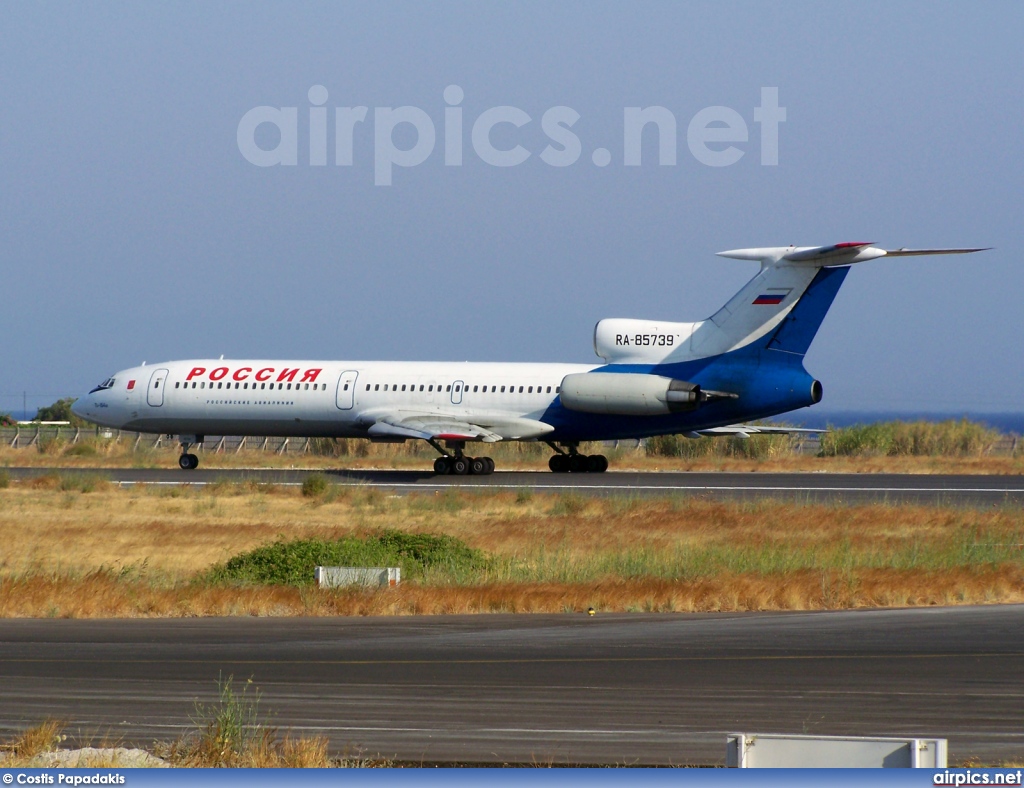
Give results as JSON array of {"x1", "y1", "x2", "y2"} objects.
[{"x1": 71, "y1": 242, "x2": 988, "y2": 474}]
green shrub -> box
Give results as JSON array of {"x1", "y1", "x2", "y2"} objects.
[
  {"x1": 549, "y1": 492, "x2": 587, "y2": 516},
  {"x1": 819, "y1": 420, "x2": 1000, "y2": 457},
  {"x1": 300, "y1": 473, "x2": 330, "y2": 498},
  {"x1": 58, "y1": 473, "x2": 98, "y2": 493},
  {"x1": 647, "y1": 432, "x2": 795, "y2": 460},
  {"x1": 65, "y1": 441, "x2": 98, "y2": 457},
  {"x1": 35, "y1": 397, "x2": 85, "y2": 427},
  {"x1": 0, "y1": 469, "x2": 9, "y2": 489},
  {"x1": 207, "y1": 530, "x2": 488, "y2": 586}
]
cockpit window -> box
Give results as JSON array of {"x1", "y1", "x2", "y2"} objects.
[{"x1": 89, "y1": 377, "x2": 116, "y2": 394}]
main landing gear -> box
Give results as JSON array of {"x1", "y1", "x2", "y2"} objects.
[
  {"x1": 429, "y1": 440, "x2": 495, "y2": 476},
  {"x1": 177, "y1": 435, "x2": 202, "y2": 470},
  {"x1": 546, "y1": 442, "x2": 608, "y2": 473}
]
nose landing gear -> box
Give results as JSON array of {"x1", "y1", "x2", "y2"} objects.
[
  {"x1": 547, "y1": 443, "x2": 608, "y2": 473},
  {"x1": 177, "y1": 435, "x2": 203, "y2": 470}
]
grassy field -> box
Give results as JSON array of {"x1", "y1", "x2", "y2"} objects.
[{"x1": 1, "y1": 475, "x2": 1022, "y2": 617}]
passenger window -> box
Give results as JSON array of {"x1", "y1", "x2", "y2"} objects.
[
  {"x1": 473, "y1": 385, "x2": 478, "y2": 392},
  {"x1": 175, "y1": 382, "x2": 180, "y2": 389},
  {"x1": 366, "y1": 384, "x2": 370, "y2": 391},
  {"x1": 519, "y1": 386, "x2": 523, "y2": 393},
  {"x1": 455, "y1": 385, "x2": 460, "y2": 392},
  {"x1": 401, "y1": 385, "x2": 406, "y2": 391},
  {"x1": 528, "y1": 386, "x2": 533, "y2": 393},
  {"x1": 492, "y1": 385, "x2": 496, "y2": 392},
  {"x1": 287, "y1": 383, "x2": 292, "y2": 390},
  {"x1": 500, "y1": 386, "x2": 505, "y2": 393},
  {"x1": 305, "y1": 383, "x2": 309, "y2": 390},
  {"x1": 419, "y1": 385, "x2": 424, "y2": 391},
  {"x1": 546, "y1": 386, "x2": 551, "y2": 393},
  {"x1": 344, "y1": 383, "x2": 349, "y2": 391},
  {"x1": 556, "y1": 386, "x2": 561, "y2": 393},
  {"x1": 383, "y1": 384, "x2": 388, "y2": 391},
  {"x1": 375, "y1": 384, "x2": 379, "y2": 391},
  {"x1": 428, "y1": 385, "x2": 433, "y2": 392},
  {"x1": 201, "y1": 382, "x2": 205, "y2": 389},
  {"x1": 446, "y1": 385, "x2": 451, "y2": 392}
]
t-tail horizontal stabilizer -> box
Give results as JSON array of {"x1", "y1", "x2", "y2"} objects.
[{"x1": 717, "y1": 244, "x2": 991, "y2": 266}]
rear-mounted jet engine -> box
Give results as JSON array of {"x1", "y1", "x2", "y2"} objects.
[{"x1": 559, "y1": 373, "x2": 735, "y2": 416}]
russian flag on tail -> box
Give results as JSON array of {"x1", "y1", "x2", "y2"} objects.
[{"x1": 753, "y1": 294, "x2": 785, "y2": 305}]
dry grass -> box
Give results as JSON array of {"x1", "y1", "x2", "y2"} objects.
[
  {"x1": 163, "y1": 675, "x2": 335, "y2": 767},
  {"x1": 0, "y1": 699, "x2": 376, "y2": 768},
  {"x1": 3, "y1": 566, "x2": 1021, "y2": 618},
  {"x1": 0, "y1": 719, "x2": 66, "y2": 760},
  {"x1": 1, "y1": 435, "x2": 1022, "y2": 474},
  {"x1": 1, "y1": 480, "x2": 1022, "y2": 616}
]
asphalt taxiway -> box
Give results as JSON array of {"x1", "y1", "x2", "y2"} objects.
[{"x1": 1, "y1": 605, "x2": 1022, "y2": 765}]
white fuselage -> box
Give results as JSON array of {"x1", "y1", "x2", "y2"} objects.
[{"x1": 73, "y1": 359, "x2": 599, "y2": 439}]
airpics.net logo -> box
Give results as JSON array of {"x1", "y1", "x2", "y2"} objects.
[{"x1": 237, "y1": 86, "x2": 786, "y2": 186}]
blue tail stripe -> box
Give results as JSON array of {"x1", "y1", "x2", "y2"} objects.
[{"x1": 761, "y1": 265, "x2": 850, "y2": 356}]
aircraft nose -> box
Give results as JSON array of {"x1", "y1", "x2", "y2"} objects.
[{"x1": 71, "y1": 396, "x2": 87, "y2": 418}]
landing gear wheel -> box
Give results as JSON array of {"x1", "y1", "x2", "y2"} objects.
[
  {"x1": 433, "y1": 456, "x2": 451, "y2": 475},
  {"x1": 587, "y1": 454, "x2": 609, "y2": 473},
  {"x1": 549, "y1": 454, "x2": 570, "y2": 473},
  {"x1": 568, "y1": 454, "x2": 589, "y2": 473},
  {"x1": 483, "y1": 457, "x2": 495, "y2": 474},
  {"x1": 469, "y1": 457, "x2": 487, "y2": 475},
  {"x1": 179, "y1": 453, "x2": 198, "y2": 470},
  {"x1": 451, "y1": 457, "x2": 470, "y2": 476}
]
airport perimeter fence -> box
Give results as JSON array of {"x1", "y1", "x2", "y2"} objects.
[
  {"x1": 1, "y1": 425, "x2": 1021, "y2": 457},
  {"x1": 2, "y1": 425, "x2": 327, "y2": 455}
]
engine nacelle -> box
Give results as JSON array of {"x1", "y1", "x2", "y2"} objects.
[{"x1": 560, "y1": 373, "x2": 703, "y2": 416}]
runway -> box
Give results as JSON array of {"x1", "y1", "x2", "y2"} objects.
[
  {"x1": 1, "y1": 606, "x2": 1022, "y2": 765},
  {"x1": 8, "y1": 466, "x2": 1024, "y2": 505}
]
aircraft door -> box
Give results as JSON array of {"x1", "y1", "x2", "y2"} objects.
[
  {"x1": 147, "y1": 368, "x2": 169, "y2": 407},
  {"x1": 450, "y1": 380, "x2": 464, "y2": 405},
  {"x1": 336, "y1": 370, "x2": 359, "y2": 410}
]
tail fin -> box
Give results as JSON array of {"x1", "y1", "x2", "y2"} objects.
[
  {"x1": 757, "y1": 265, "x2": 849, "y2": 356},
  {"x1": 690, "y1": 243, "x2": 989, "y2": 358},
  {"x1": 594, "y1": 244, "x2": 988, "y2": 366}
]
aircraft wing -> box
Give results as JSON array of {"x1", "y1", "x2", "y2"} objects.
[
  {"x1": 365, "y1": 411, "x2": 554, "y2": 442},
  {"x1": 686, "y1": 424, "x2": 827, "y2": 439}
]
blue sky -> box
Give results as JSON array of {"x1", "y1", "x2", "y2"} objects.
[{"x1": 2, "y1": 2, "x2": 1021, "y2": 415}]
